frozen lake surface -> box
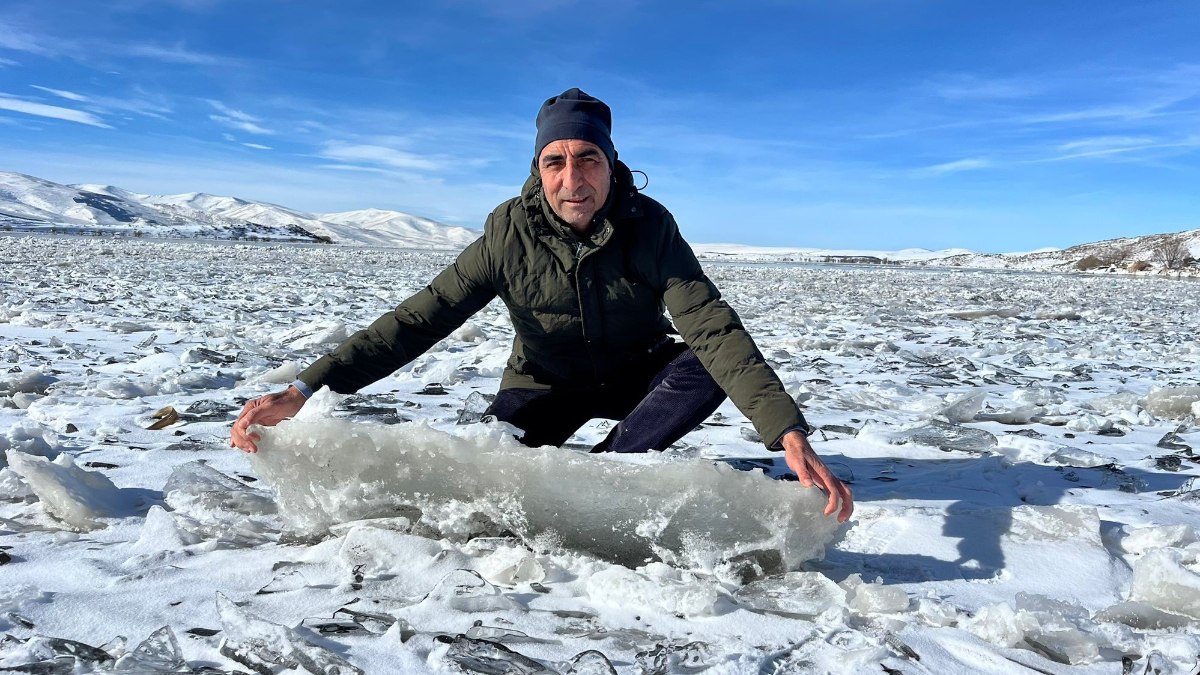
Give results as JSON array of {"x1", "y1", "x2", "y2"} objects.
[{"x1": 2, "y1": 235, "x2": 1199, "y2": 673}]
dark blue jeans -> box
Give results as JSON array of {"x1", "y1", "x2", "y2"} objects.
[{"x1": 485, "y1": 342, "x2": 727, "y2": 453}]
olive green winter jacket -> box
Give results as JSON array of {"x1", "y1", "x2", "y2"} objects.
[{"x1": 297, "y1": 161, "x2": 807, "y2": 446}]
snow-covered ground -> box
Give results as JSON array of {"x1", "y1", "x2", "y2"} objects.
[{"x1": 2, "y1": 235, "x2": 1199, "y2": 674}]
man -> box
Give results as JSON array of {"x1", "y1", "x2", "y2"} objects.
[{"x1": 231, "y1": 88, "x2": 853, "y2": 522}]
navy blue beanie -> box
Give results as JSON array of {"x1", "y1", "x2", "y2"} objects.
[{"x1": 534, "y1": 88, "x2": 616, "y2": 168}]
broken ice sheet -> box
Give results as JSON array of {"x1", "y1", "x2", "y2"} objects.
[
  {"x1": 333, "y1": 607, "x2": 402, "y2": 636},
  {"x1": 1120, "y1": 525, "x2": 1197, "y2": 555},
  {"x1": 215, "y1": 592, "x2": 364, "y2": 675},
  {"x1": 560, "y1": 650, "x2": 617, "y2": 675},
  {"x1": 734, "y1": 571, "x2": 846, "y2": 617},
  {"x1": 476, "y1": 545, "x2": 546, "y2": 587},
  {"x1": 419, "y1": 569, "x2": 524, "y2": 613},
  {"x1": 636, "y1": 641, "x2": 719, "y2": 674},
  {"x1": 257, "y1": 568, "x2": 309, "y2": 594},
  {"x1": 0, "y1": 635, "x2": 116, "y2": 671},
  {"x1": 434, "y1": 634, "x2": 552, "y2": 674},
  {"x1": 1007, "y1": 505, "x2": 1102, "y2": 545},
  {"x1": 1095, "y1": 601, "x2": 1195, "y2": 630},
  {"x1": 336, "y1": 524, "x2": 471, "y2": 596},
  {"x1": 1128, "y1": 547, "x2": 1200, "y2": 620},
  {"x1": 163, "y1": 460, "x2": 279, "y2": 545},
  {"x1": 164, "y1": 460, "x2": 276, "y2": 517},
  {"x1": 113, "y1": 625, "x2": 187, "y2": 672},
  {"x1": 1044, "y1": 446, "x2": 1117, "y2": 468},
  {"x1": 456, "y1": 390, "x2": 496, "y2": 425},
  {"x1": 847, "y1": 581, "x2": 910, "y2": 615},
  {"x1": 857, "y1": 420, "x2": 997, "y2": 454},
  {"x1": 584, "y1": 566, "x2": 721, "y2": 617},
  {"x1": 122, "y1": 505, "x2": 203, "y2": 570},
  {"x1": 466, "y1": 621, "x2": 559, "y2": 645},
  {"x1": 937, "y1": 391, "x2": 987, "y2": 423},
  {"x1": 1144, "y1": 386, "x2": 1200, "y2": 420},
  {"x1": 5, "y1": 450, "x2": 144, "y2": 530}
]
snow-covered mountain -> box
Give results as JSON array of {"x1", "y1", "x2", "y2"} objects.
[
  {"x1": 317, "y1": 208, "x2": 479, "y2": 249},
  {"x1": 0, "y1": 171, "x2": 479, "y2": 249}
]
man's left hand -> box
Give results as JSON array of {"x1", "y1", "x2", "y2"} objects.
[{"x1": 781, "y1": 430, "x2": 854, "y2": 522}]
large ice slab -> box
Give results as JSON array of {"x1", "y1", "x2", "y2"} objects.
[
  {"x1": 249, "y1": 407, "x2": 841, "y2": 572},
  {"x1": 1129, "y1": 547, "x2": 1200, "y2": 620},
  {"x1": 5, "y1": 450, "x2": 142, "y2": 530},
  {"x1": 1144, "y1": 387, "x2": 1200, "y2": 420}
]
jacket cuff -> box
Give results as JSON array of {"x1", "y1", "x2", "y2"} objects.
[
  {"x1": 290, "y1": 379, "x2": 314, "y2": 399},
  {"x1": 771, "y1": 424, "x2": 810, "y2": 450}
]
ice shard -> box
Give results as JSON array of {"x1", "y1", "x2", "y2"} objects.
[
  {"x1": 435, "y1": 634, "x2": 551, "y2": 674},
  {"x1": 857, "y1": 420, "x2": 998, "y2": 454},
  {"x1": 113, "y1": 626, "x2": 187, "y2": 672},
  {"x1": 215, "y1": 592, "x2": 363, "y2": 675},
  {"x1": 420, "y1": 569, "x2": 524, "y2": 613},
  {"x1": 561, "y1": 650, "x2": 617, "y2": 675},
  {"x1": 734, "y1": 571, "x2": 846, "y2": 617}
]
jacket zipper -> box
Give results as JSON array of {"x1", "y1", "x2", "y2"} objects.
[{"x1": 572, "y1": 239, "x2": 602, "y2": 383}]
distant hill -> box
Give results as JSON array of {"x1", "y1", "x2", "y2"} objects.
[
  {"x1": 0, "y1": 171, "x2": 479, "y2": 249},
  {"x1": 938, "y1": 230, "x2": 1200, "y2": 274},
  {"x1": 692, "y1": 230, "x2": 1200, "y2": 276}
]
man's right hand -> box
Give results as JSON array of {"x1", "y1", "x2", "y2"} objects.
[{"x1": 230, "y1": 385, "x2": 308, "y2": 453}]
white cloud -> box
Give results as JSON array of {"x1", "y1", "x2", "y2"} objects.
[
  {"x1": 917, "y1": 158, "x2": 993, "y2": 175},
  {"x1": 0, "y1": 95, "x2": 111, "y2": 128},
  {"x1": 0, "y1": 56, "x2": 18, "y2": 67},
  {"x1": 242, "y1": 143, "x2": 271, "y2": 150},
  {"x1": 1040, "y1": 139, "x2": 1200, "y2": 163},
  {"x1": 317, "y1": 163, "x2": 392, "y2": 174},
  {"x1": 31, "y1": 85, "x2": 89, "y2": 102},
  {"x1": 207, "y1": 100, "x2": 274, "y2": 135},
  {"x1": 126, "y1": 43, "x2": 219, "y2": 65},
  {"x1": 210, "y1": 115, "x2": 273, "y2": 134},
  {"x1": 1057, "y1": 136, "x2": 1154, "y2": 152},
  {"x1": 0, "y1": 24, "x2": 52, "y2": 55},
  {"x1": 319, "y1": 142, "x2": 443, "y2": 171},
  {"x1": 88, "y1": 93, "x2": 173, "y2": 119},
  {"x1": 929, "y1": 74, "x2": 1041, "y2": 100}
]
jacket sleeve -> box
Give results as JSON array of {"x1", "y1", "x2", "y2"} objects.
[
  {"x1": 296, "y1": 232, "x2": 497, "y2": 394},
  {"x1": 652, "y1": 212, "x2": 808, "y2": 447}
]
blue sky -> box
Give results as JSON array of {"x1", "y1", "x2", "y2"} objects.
[{"x1": 1, "y1": 1, "x2": 1197, "y2": 252}]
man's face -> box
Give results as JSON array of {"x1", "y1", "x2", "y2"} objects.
[{"x1": 538, "y1": 139, "x2": 611, "y2": 233}]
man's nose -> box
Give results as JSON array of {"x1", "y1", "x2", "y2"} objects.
[{"x1": 562, "y1": 161, "x2": 583, "y2": 189}]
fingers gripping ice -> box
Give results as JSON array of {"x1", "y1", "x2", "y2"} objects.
[{"x1": 246, "y1": 400, "x2": 841, "y2": 572}]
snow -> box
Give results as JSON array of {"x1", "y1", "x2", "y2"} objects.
[{"x1": 1, "y1": 234, "x2": 1199, "y2": 673}]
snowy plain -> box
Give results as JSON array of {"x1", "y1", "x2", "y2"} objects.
[{"x1": 1, "y1": 234, "x2": 1199, "y2": 674}]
